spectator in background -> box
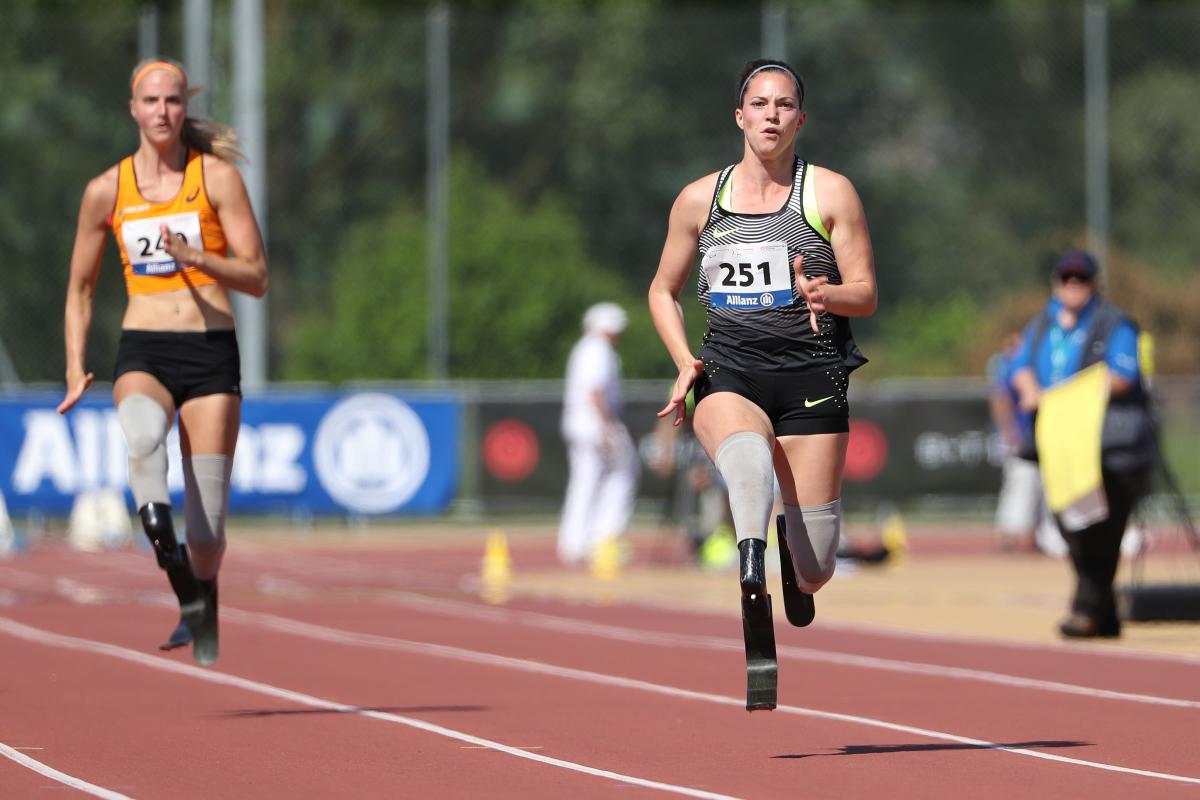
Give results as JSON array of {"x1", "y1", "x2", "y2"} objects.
[
  {"x1": 1011, "y1": 249, "x2": 1153, "y2": 638},
  {"x1": 57, "y1": 58, "x2": 268, "y2": 665},
  {"x1": 557, "y1": 303, "x2": 639, "y2": 565},
  {"x1": 988, "y1": 331, "x2": 1053, "y2": 553}
]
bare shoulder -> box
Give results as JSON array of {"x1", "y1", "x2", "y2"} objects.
[
  {"x1": 80, "y1": 164, "x2": 119, "y2": 220},
  {"x1": 678, "y1": 170, "x2": 721, "y2": 208},
  {"x1": 809, "y1": 164, "x2": 857, "y2": 197},
  {"x1": 201, "y1": 154, "x2": 248, "y2": 200},
  {"x1": 671, "y1": 170, "x2": 721, "y2": 227},
  {"x1": 83, "y1": 164, "x2": 119, "y2": 204},
  {"x1": 809, "y1": 164, "x2": 864, "y2": 217}
]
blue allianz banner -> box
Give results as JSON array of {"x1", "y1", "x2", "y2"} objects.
[{"x1": 0, "y1": 391, "x2": 460, "y2": 515}]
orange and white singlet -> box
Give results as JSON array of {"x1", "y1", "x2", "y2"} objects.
[{"x1": 111, "y1": 149, "x2": 227, "y2": 295}]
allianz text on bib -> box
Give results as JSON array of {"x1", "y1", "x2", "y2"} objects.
[{"x1": 701, "y1": 240, "x2": 793, "y2": 310}]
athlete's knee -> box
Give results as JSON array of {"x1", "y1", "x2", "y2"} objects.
[
  {"x1": 183, "y1": 455, "x2": 231, "y2": 580},
  {"x1": 118, "y1": 395, "x2": 170, "y2": 507},
  {"x1": 784, "y1": 499, "x2": 841, "y2": 592},
  {"x1": 714, "y1": 432, "x2": 774, "y2": 544},
  {"x1": 118, "y1": 395, "x2": 169, "y2": 458}
]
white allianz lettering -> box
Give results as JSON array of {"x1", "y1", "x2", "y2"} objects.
[
  {"x1": 231, "y1": 424, "x2": 307, "y2": 493},
  {"x1": 13, "y1": 411, "x2": 79, "y2": 494}
]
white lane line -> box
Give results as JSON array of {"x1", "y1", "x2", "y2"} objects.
[
  {"x1": 375, "y1": 592, "x2": 1200, "y2": 711},
  {"x1": 213, "y1": 606, "x2": 1200, "y2": 787},
  {"x1": 0, "y1": 741, "x2": 135, "y2": 799},
  {"x1": 234, "y1": 547, "x2": 1200, "y2": 667},
  {"x1": 6, "y1": 562, "x2": 1197, "y2": 711},
  {"x1": 0, "y1": 618, "x2": 739, "y2": 800}
]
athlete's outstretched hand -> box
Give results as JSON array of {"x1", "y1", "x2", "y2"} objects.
[
  {"x1": 657, "y1": 358, "x2": 704, "y2": 427},
  {"x1": 792, "y1": 253, "x2": 828, "y2": 334},
  {"x1": 57, "y1": 369, "x2": 94, "y2": 415},
  {"x1": 159, "y1": 223, "x2": 206, "y2": 271}
]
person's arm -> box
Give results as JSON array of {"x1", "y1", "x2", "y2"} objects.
[
  {"x1": 793, "y1": 166, "x2": 877, "y2": 332},
  {"x1": 990, "y1": 386, "x2": 1020, "y2": 450},
  {"x1": 1008, "y1": 320, "x2": 1042, "y2": 413},
  {"x1": 58, "y1": 169, "x2": 117, "y2": 415},
  {"x1": 1105, "y1": 319, "x2": 1140, "y2": 397},
  {"x1": 648, "y1": 176, "x2": 714, "y2": 425},
  {"x1": 160, "y1": 155, "x2": 268, "y2": 297}
]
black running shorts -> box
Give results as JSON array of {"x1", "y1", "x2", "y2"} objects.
[
  {"x1": 114, "y1": 329, "x2": 242, "y2": 407},
  {"x1": 692, "y1": 361, "x2": 849, "y2": 436}
]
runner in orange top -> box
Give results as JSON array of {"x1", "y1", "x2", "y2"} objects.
[{"x1": 58, "y1": 58, "x2": 268, "y2": 667}]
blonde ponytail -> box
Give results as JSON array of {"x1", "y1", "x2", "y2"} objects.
[{"x1": 182, "y1": 117, "x2": 246, "y2": 163}]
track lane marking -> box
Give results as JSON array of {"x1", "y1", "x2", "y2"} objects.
[
  {"x1": 233, "y1": 547, "x2": 1200, "y2": 667},
  {"x1": 1, "y1": 741, "x2": 135, "y2": 799},
  {"x1": 342, "y1": 589, "x2": 1200, "y2": 710},
  {"x1": 0, "y1": 618, "x2": 740, "y2": 800},
  {"x1": 213, "y1": 606, "x2": 1200, "y2": 786},
  {"x1": 5, "y1": 562, "x2": 1197, "y2": 710}
]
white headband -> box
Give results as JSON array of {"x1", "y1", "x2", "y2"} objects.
[{"x1": 737, "y1": 64, "x2": 803, "y2": 106}]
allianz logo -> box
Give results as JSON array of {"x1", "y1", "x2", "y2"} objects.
[{"x1": 11, "y1": 409, "x2": 306, "y2": 495}]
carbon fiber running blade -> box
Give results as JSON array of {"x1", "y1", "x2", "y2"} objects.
[
  {"x1": 741, "y1": 592, "x2": 777, "y2": 711},
  {"x1": 188, "y1": 582, "x2": 219, "y2": 667},
  {"x1": 776, "y1": 513, "x2": 816, "y2": 628}
]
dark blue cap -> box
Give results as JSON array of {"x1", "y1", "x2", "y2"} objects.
[{"x1": 1053, "y1": 249, "x2": 1098, "y2": 279}]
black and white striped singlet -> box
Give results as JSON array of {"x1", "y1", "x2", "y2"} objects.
[{"x1": 696, "y1": 157, "x2": 866, "y2": 373}]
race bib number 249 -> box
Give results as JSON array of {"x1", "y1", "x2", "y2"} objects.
[{"x1": 121, "y1": 212, "x2": 202, "y2": 276}]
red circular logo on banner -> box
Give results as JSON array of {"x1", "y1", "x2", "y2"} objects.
[
  {"x1": 482, "y1": 419, "x2": 541, "y2": 482},
  {"x1": 844, "y1": 418, "x2": 888, "y2": 482}
]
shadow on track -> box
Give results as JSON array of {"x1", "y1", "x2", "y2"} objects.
[
  {"x1": 218, "y1": 705, "x2": 490, "y2": 718},
  {"x1": 772, "y1": 740, "x2": 1090, "y2": 759}
]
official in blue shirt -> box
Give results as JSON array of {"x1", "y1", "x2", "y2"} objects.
[{"x1": 1010, "y1": 249, "x2": 1151, "y2": 640}]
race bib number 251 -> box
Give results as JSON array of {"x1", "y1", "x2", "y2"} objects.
[
  {"x1": 701, "y1": 240, "x2": 793, "y2": 310},
  {"x1": 121, "y1": 212, "x2": 202, "y2": 276}
]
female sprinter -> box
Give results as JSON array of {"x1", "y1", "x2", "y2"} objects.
[
  {"x1": 58, "y1": 58, "x2": 268, "y2": 666},
  {"x1": 648, "y1": 59, "x2": 876, "y2": 708}
]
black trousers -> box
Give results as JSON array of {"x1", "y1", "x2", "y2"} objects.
[{"x1": 1057, "y1": 468, "x2": 1149, "y2": 630}]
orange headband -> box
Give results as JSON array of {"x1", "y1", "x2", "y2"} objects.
[{"x1": 131, "y1": 61, "x2": 187, "y2": 94}]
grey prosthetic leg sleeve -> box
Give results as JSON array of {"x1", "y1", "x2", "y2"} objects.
[
  {"x1": 713, "y1": 432, "x2": 775, "y2": 545},
  {"x1": 117, "y1": 395, "x2": 170, "y2": 507},
  {"x1": 784, "y1": 500, "x2": 842, "y2": 593},
  {"x1": 183, "y1": 455, "x2": 231, "y2": 581}
]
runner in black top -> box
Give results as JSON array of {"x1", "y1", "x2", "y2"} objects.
[{"x1": 648, "y1": 59, "x2": 877, "y2": 709}]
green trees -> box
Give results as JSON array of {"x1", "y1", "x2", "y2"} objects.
[
  {"x1": 282, "y1": 155, "x2": 657, "y2": 380},
  {"x1": 6, "y1": 1, "x2": 1199, "y2": 384}
]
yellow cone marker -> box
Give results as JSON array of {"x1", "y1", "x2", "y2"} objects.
[
  {"x1": 591, "y1": 536, "x2": 621, "y2": 582},
  {"x1": 881, "y1": 512, "x2": 909, "y2": 569},
  {"x1": 481, "y1": 530, "x2": 512, "y2": 604}
]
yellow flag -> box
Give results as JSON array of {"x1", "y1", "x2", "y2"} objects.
[{"x1": 1036, "y1": 362, "x2": 1109, "y2": 529}]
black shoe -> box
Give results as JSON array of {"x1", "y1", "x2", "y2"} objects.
[
  {"x1": 190, "y1": 579, "x2": 219, "y2": 666},
  {"x1": 159, "y1": 618, "x2": 194, "y2": 651},
  {"x1": 738, "y1": 539, "x2": 767, "y2": 599},
  {"x1": 1058, "y1": 613, "x2": 1120, "y2": 639},
  {"x1": 776, "y1": 514, "x2": 816, "y2": 627}
]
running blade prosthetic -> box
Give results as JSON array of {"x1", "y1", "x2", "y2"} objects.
[
  {"x1": 738, "y1": 539, "x2": 777, "y2": 711},
  {"x1": 775, "y1": 514, "x2": 816, "y2": 627},
  {"x1": 189, "y1": 579, "x2": 219, "y2": 667}
]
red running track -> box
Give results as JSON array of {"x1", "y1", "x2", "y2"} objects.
[{"x1": 1, "y1": 540, "x2": 1198, "y2": 799}]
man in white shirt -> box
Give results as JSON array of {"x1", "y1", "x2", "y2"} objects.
[{"x1": 558, "y1": 303, "x2": 639, "y2": 564}]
